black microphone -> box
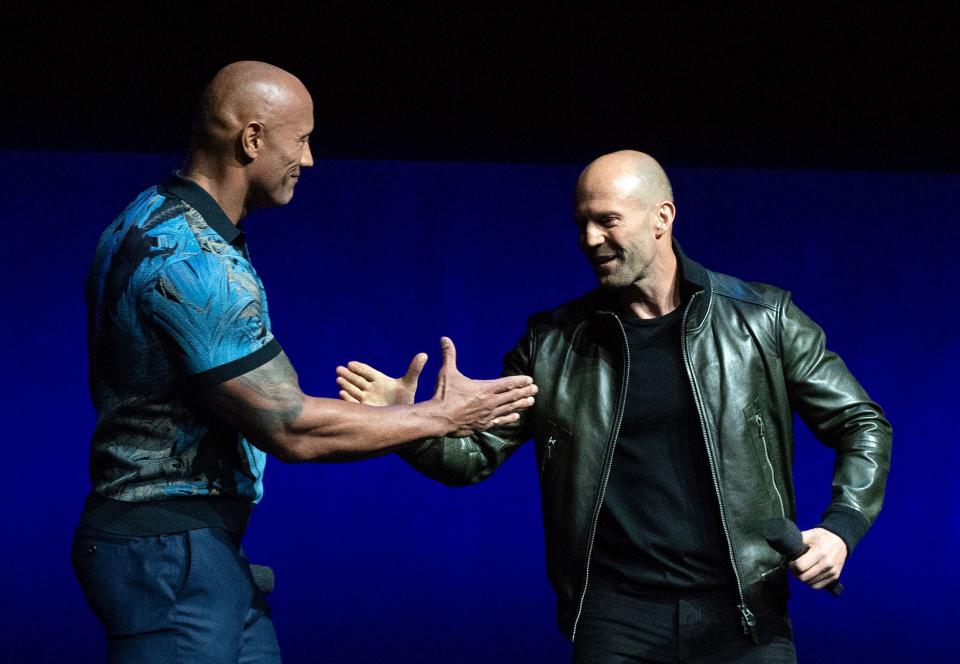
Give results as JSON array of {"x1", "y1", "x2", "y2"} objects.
[{"x1": 763, "y1": 518, "x2": 844, "y2": 597}]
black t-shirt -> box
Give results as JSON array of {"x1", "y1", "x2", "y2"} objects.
[{"x1": 591, "y1": 305, "x2": 733, "y2": 592}]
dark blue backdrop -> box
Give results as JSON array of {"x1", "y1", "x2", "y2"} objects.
[{"x1": 2, "y1": 150, "x2": 956, "y2": 662}]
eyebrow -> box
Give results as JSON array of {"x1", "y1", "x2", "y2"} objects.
[{"x1": 581, "y1": 208, "x2": 620, "y2": 218}]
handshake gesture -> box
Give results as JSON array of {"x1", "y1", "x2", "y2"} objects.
[{"x1": 336, "y1": 337, "x2": 536, "y2": 437}]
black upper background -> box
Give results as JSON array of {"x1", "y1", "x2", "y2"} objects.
[{"x1": 4, "y1": 2, "x2": 959, "y2": 171}]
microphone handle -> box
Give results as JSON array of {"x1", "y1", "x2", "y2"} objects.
[{"x1": 827, "y1": 580, "x2": 845, "y2": 596}]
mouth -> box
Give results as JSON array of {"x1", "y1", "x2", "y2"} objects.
[{"x1": 589, "y1": 254, "x2": 618, "y2": 272}]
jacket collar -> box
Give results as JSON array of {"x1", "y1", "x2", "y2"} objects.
[{"x1": 588, "y1": 238, "x2": 713, "y2": 328}]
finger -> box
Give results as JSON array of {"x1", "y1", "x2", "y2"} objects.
[
  {"x1": 487, "y1": 375, "x2": 536, "y2": 393},
  {"x1": 335, "y1": 368, "x2": 370, "y2": 391},
  {"x1": 795, "y1": 557, "x2": 835, "y2": 585},
  {"x1": 789, "y1": 558, "x2": 817, "y2": 583},
  {"x1": 791, "y1": 544, "x2": 821, "y2": 575},
  {"x1": 439, "y1": 337, "x2": 457, "y2": 373},
  {"x1": 335, "y1": 365, "x2": 369, "y2": 384},
  {"x1": 404, "y1": 352, "x2": 428, "y2": 382},
  {"x1": 795, "y1": 564, "x2": 820, "y2": 584},
  {"x1": 346, "y1": 361, "x2": 384, "y2": 382},
  {"x1": 491, "y1": 396, "x2": 536, "y2": 419},
  {"x1": 490, "y1": 385, "x2": 538, "y2": 409},
  {"x1": 336, "y1": 377, "x2": 367, "y2": 401},
  {"x1": 484, "y1": 412, "x2": 521, "y2": 430},
  {"x1": 809, "y1": 571, "x2": 839, "y2": 590},
  {"x1": 799, "y1": 561, "x2": 835, "y2": 587},
  {"x1": 338, "y1": 390, "x2": 360, "y2": 403}
]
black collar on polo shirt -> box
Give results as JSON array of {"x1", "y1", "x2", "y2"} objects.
[{"x1": 161, "y1": 172, "x2": 245, "y2": 247}]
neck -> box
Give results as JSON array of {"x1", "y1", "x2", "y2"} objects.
[
  {"x1": 618, "y1": 248, "x2": 681, "y2": 319},
  {"x1": 181, "y1": 151, "x2": 249, "y2": 224}
]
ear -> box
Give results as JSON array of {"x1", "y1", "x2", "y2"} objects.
[
  {"x1": 240, "y1": 121, "x2": 265, "y2": 160},
  {"x1": 654, "y1": 201, "x2": 676, "y2": 238}
]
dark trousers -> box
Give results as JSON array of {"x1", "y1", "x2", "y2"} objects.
[
  {"x1": 72, "y1": 524, "x2": 281, "y2": 664},
  {"x1": 573, "y1": 577, "x2": 796, "y2": 664}
]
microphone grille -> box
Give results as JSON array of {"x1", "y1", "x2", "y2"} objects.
[{"x1": 763, "y1": 517, "x2": 804, "y2": 557}]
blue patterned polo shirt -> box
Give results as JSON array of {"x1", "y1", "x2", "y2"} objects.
[{"x1": 85, "y1": 173, "x2": 280, "y2": 517}]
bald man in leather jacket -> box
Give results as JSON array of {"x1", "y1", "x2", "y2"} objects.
[{"x1": 338, "y1": 150, "x2": 891, "y2": 663}]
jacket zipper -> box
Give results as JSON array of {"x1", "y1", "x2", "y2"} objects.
[
  {"x1": 541, "y1": 435, "x2": 558, "y2": 480},
  {"x1": 570, "y1": 312, "x2": 631, "y2": 642},
  {"x1": 680, "y1": 292, "x2": 758, "y2": 644},
  {"x1": 755, "y1": 414, "x2": 786, "y2": 517}
]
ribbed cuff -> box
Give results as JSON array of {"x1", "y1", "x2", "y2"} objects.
[{"x1": 818, "y1": 505, "x2": 870, "y2": 554}]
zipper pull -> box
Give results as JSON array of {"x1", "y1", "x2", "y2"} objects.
[
  {"x1": 739, "y1": 604, "x2": 759, "y2": 644},
  {"x1": 545, "y1": 436, "x2": 557, "y2": 461},
  {"x1": 755, "y1": 414, "x2": 765, "y2": 437},
  {"x1": 540, "y1": 436, "x2": 557, "y2": 479}
]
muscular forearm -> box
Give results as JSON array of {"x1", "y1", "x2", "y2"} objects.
[
  {"x1": 202, "y1": 349, "x2": 535, "y2": 463},
  {"x1": 273, "y1": 397, "x2": 453, "y2": 462}
]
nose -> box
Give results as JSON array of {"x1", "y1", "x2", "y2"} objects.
[
  {"x1": 580, "y1": 221, "x2": 604, "y2": 250},
  {"x1": 301, "y1": 141, "x2": 314, "y2": 168}
]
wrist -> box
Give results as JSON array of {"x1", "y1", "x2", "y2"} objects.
[
  {"x1": 818, "y1": 505, "x2": 869, "y2": 555},
  {"x1": 410, "y1": 399, "x2": 453, "y2": 438}
]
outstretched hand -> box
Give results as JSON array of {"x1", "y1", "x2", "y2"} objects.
[
  {"x1": 336, "y1": 337, "x2": 537, "y2": 437},
  {"x1": 336, "y1": 353, "x2": 428, "y2": 406},
  {"x1": 432, "y1": 336, "x2": 536, "y2": 436}
]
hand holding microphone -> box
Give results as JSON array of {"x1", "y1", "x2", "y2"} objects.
[{"x1": 763, "y1": 518, "x2": 846, "y2": 596}]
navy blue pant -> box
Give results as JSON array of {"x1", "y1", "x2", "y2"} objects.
[
  {"x1": 573, "y1": 577, "x2": 797, "y2": 664},
  {"x1": 72, "y1": 524, "x2": 281, "y2": 664}
]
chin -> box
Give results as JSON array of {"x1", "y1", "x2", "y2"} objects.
[
  {"x1": 595, "y1": 272, "x2": 626, "y2": 289},
  {"x1": 596, "y1": 278, "x2": 621, "y2": 291},
  {"x1": 268, "y1": 190, "x2": 296, "y2": 207}
]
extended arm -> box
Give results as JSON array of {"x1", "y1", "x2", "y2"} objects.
[
  {"x1": 200, "y1": 337, "x2": 536, "y2": 463},
  {"x1": 336, "y1": 329, "x2": 538, "y2": 484}
]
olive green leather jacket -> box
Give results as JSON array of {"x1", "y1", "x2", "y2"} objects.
[{"x1": 401, "y1": 245, "x2": 891, "y2": 640}]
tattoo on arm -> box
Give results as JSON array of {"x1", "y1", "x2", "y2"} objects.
[{"x1": 202, "y1": 352, "x2": 306, "y2": 439}]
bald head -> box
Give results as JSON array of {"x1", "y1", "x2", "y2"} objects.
[
  {"x1": 575, "y1": 151, "x2": 678, "y2": 299},
  {"x1": 576, "y1": 150, "x2": 673, "y2": 208},
  {"x1": 192, "y1": 61, "x2": 312, "y2": 153},
  {"x1": 183, "y1": 61, "x2": 315, "y2": 218}
]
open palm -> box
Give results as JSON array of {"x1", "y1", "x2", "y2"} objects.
[{"x1": 336, "y1": 353, "x2": 428, "y2": 406}]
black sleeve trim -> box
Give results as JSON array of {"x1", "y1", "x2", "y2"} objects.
[
  {"x1": 188, "y1": 338, "x2": 283, "y2": 389},
  {"x1": 818, "y1": 504, "x2": 870, "y2": 555}
]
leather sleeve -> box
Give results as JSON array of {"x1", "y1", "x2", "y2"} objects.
[
  {"x1": 396, "y1": 323, "x2": 538, "y2": 486},
  {"x1": 778, "y1": 292, "x2": 892, "y2": 552}
]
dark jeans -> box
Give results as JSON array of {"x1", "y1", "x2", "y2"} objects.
[
  {"x1": 573, "y1": 577, "x2": 796, "y2": 664},
  {"x1": 71, "y1": 524, "x2": 281, "y2": 664}
]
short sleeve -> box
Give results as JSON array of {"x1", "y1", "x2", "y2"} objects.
[{"x1": 142, "y1": 251, "x2": 281, "y2": 387}]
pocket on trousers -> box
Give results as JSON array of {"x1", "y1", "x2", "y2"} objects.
[{"x1": 71, "y1": 526, "x2": 188, "y2": 637}]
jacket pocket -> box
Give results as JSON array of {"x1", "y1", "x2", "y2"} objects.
[{"x1": 743, "y1": 399, "x2": 786, "y2": 518}]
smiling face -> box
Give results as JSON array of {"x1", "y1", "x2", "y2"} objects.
[
  {"x1": 246, "y1": 87, "x2": 314, "y2": 208},
  {"x1": 575, "y1": 159, "x2": 670, "y2": 290}
]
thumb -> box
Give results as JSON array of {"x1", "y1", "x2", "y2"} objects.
[
  {"x1": 404, "y1": 352, "x2": 428, "y2": 384},
  {"x1": 439, "y1": 336, "x2": 458, "y2": 374}
]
